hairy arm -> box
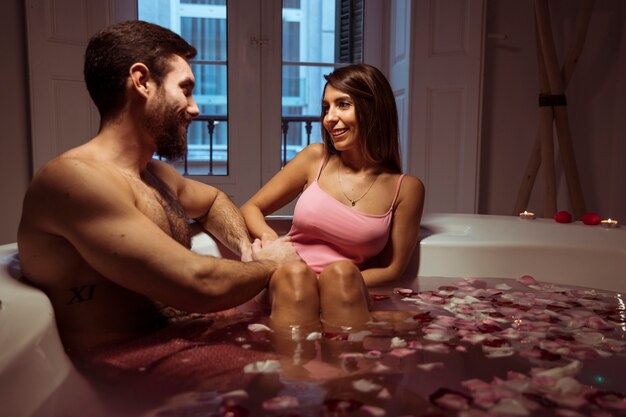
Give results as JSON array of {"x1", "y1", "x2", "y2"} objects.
[
  {"x1": 150, "y1": 160, "x2": 253, "y2": 260},
  {"x1": 241, "y1": 143, "x2": 323, "y2": 239},
  {"x1": 197, "y1": 191, "x2": 253, "y2": 260},
  {"x1": 20, "y1": 158, "x2": 287, "y2": 313},
  {"x1": 361, "y1": 176, "x2": 425, "y2": 287}
]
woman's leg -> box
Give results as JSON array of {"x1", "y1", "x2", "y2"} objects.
[
  {"x1": 266, "y1": 262, "x2": 321, "y2": 375},
  {"x1": 267, "y1": 261, "x2": 320, "y2": 327},
  {"x1": 318, "y1": 260, "x2": 370, "y2": 328}
]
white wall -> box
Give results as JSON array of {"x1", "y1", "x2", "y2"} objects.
[
  {"x1": 0, "y1": 0, "x2": 31, "y2": 244},
  {"x1": 480, "y1": 0, "x2": 626, "y2": 220}
]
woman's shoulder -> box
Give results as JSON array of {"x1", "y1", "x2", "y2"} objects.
[
  {"x1": 300, "y1": 142, "x2": 327, "y2": 159},
  {"x1": 279, "y1": 143, "x2": 330, "y2": 185},
  {"x1": 398, "y1": 174, "x2": 424, "y2": 190},
  {"x1": 396, "y1": 174, "x2": 425, "y2": 204},
  {"x1": 291, "y1": 142, "x2": 329, "y2": 168}
]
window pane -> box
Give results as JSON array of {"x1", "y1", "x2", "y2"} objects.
[
  {"x1": 281, "y1": 0, "x2": 363, "y2": 166},
  {"x1": 139, "y1": 0, "x2": 228, "y2": 176}
]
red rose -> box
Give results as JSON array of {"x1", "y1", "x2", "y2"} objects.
[
  {"x1": 553, "y1": 211, "x2": 572, "y2": 223},
  {"x1": 581, "y1": 212, "x2": 601, "y2": 225}
]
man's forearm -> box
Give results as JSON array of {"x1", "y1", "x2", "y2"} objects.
[{"x1": 199, "y1": 191, "x2": 251, "y2": 256}]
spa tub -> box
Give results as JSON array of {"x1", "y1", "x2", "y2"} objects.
[{"x1": 1, "y1": 213, "x2": 625, "y2": 416}]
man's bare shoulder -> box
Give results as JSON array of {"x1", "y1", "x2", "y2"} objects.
[
  {"x1": 21, "y1": 156, "x2": 135, "y2": 232},
  {"x1": 31, "y1": 155, "x2": 131, "y2": 196}
]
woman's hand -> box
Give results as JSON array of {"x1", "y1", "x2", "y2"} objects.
[{"x1": 251, "y1": 235, "x2": 301, "y2": 264}]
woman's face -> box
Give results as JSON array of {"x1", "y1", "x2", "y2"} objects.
[{"x1": 322, "y1": 84, "x2": 359, "y2": 152}]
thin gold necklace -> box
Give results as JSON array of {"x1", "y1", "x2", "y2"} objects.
[{"x1": 337, "y1": 159, "x2": 378, "y2": 206}]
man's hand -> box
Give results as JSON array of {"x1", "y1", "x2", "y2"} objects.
[{"x1": 251, "y1": 235, "x2": 301, "y2": 264}]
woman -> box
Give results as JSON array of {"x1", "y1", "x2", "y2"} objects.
[{"x1": 241, "y1": 64, "x2": 425, "y2": 331}]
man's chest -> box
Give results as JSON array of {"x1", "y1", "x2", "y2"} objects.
[{"x1": 127, "y1": 174, "x2": 191, "y2": 247}]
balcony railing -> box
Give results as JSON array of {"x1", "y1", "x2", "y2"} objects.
[
  {"x1": 162, "y1": 114, "x2": 323, "y2": 176},
  {"x1": 281, "y1": 115, "x2": 321, "y2": 167}
]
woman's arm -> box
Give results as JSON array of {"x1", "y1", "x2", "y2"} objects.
[
  {"x1": 241, "y1": 143, "x2": 325, "y2": 239},
  {"x1": 361, "y1": 175, "x2": 425, "y2": 287}
]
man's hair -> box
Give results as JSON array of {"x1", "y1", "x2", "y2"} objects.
[
  {"x1": 84, "y1": 20, "x2": 197, "y2": 122},
  {"x1": 321, "y1": 64, "x2": 402, "y2": 173}
]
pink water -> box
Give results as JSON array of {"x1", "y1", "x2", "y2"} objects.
[{"x1": 66, "y1": 276, "x2": 626, "y2": 417}]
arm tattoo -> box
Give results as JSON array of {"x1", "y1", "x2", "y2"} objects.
[{"x1": 67, "y1": 284, "x2": 96, "y2": 304}]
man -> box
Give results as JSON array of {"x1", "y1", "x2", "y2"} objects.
[{"x1": 17, "y1": 20, "x2": 299, "y2": 354}]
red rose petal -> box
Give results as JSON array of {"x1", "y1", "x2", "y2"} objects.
[
  {"x1": 482, "y1": 338, "x2": 510, "y2": 348},
  {"x1": 413, "y1": 311, "x2": 435, "y2": 324},
  {"x1": 219, "y1": 404, "x2": 249, "y2": 417},
  {"x1": 477, "y1": 323, "x2": 502, "y2": 334},
  {"x1": 322, "y1": 332, "x2": 349, "y2": 341}
]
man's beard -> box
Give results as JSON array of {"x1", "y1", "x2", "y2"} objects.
[{"x1": 145, "y1": 99, "x2": 191, "y2": 161}]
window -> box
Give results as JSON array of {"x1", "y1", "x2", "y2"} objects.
[
  {"x1": 139, "y1": 0, "x2": 228, "y2": 175},
  {"x1": 281, "y1": 0, "x2": 363, "y2": 166}
]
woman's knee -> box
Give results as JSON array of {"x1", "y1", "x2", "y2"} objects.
[
  {"x1": 319, "y1": 261, "x2": 361, "y2": 286},
  {"x1": 318, "y1": 261, "x2": 365, "y2": 301},
  {"x1": 270, "y1": 261, "x2": 318, "y2": 302}
]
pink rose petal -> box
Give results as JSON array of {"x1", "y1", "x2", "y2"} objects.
[
  {"x1": 430, "y1": 388, "x2": 472, "y2": 411},
  {"x1": 489, "y1": 398, "x2": 530, "y2": 415},
  {"x1": 389, "y1": 348, "x2": 415, "y2": 357},
  {"x1": 518, "y1": 275, "x2": 538, "y2": 285},
  {"x1": 361, "y1": 405, "x2": 387, "y2": 417},
  {"x1": 262, "y1": 396, "x2": 299, "y2": 411},
  {"x1": 417, "y1": 362, "x2": 444, "y2": 371}
]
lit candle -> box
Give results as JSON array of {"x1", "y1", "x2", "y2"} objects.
[
  {"x1": 601, "y1": 218, "x2": 619, "y2": 229},
  {"x1": 519, "y1": 210, "x2": 536, "y2": 220}
]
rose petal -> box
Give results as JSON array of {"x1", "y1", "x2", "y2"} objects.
[
  {"x1": 417, "y1": 362, "x2": 444, "y2": 372},
  {"x1": 389, "y1": 348, "x2": 415, "y2": 357},
  {"x1": 518, "y1": 275, "x2": 538, "y2": 285},
  {"x1": 247, "y1": 323, "x2": 273, "y2": 332},
  {"x1": 306, "y1": 331, "x2": 322, "y2": 341},
  {"x1": 490, "y1": 398, "x2": 530, "y2": 415},
  {"x1": 430, "y1": 388, "x2": 472, "y2": 411},
  {"x1": 390, "y1": 337, "x2": 407, "y2": 348},
  {"x1": 262, "y1": 396, "x2": 299, "y2": 410},
  {"x1": 243, "y1": 360, "x2": 281, "y2": 374},
  {"x1": 361, "y1": 405, "x2": 387, "y2": 417},
  {"x1": 353, "y1": 378, "x2": 383, "y2": 393},
  {"x1": 370, "y1": 294, "x2": 390, "y2": 301}
]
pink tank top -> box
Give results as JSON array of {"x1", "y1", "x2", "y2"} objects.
[{"x1": 288, "y1": 157, "x2": 405, "y2": 274}]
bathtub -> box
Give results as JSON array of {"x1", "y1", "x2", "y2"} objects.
[{"x1": 1, "y1": 213, "x2": 625, "y2": 416}]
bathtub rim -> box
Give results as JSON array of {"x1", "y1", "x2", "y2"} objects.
[{"x1": 0, "y1": 243, "x2": 75, "y2": 417}]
